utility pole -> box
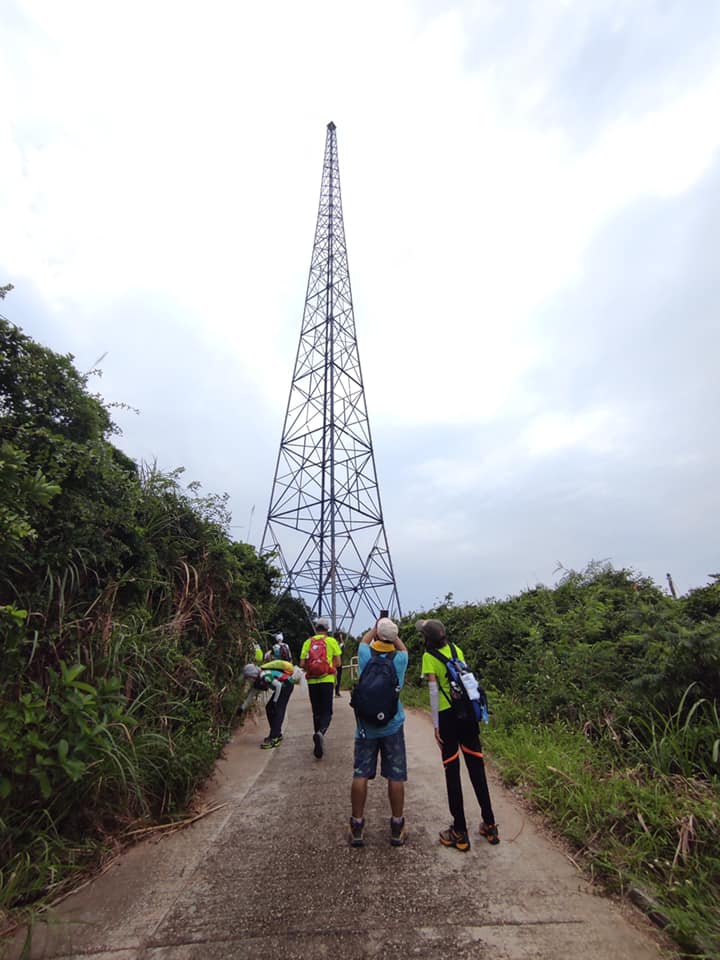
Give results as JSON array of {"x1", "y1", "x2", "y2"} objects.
[
  {"x1": 261, "y1": 122, "x2": 401, "y2": 634},
  {"x1": 666, "y1": 572, "x2": 677, "y2": 599}
]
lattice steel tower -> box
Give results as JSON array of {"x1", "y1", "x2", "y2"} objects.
[{"x1": 261, "y1": 121, "x2": 400, "y2": 634}]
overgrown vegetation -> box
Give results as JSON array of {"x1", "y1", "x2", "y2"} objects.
[
  {"x1": 399, "y1": 565, "x2": 720, "y2": 957},
  {"x1": 3, "y1": 305, "x2": 719, "y2": 956},
  {"x1": 0, "y1": 315, "x2": 306, "y2": 928}
]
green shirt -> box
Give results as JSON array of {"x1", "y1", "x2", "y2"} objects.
[
  {"x1": 421, "y1": 643, "x2": 466, "y2": 712},
  {"x1": 300, "y1": 634, "x2": 342, "y2": 684}
]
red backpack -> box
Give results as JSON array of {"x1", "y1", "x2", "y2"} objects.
[{"x1": 305, "y1": 635, "x2": 331, "y2": 678}]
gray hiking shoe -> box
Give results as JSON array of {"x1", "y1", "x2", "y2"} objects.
[
  {"x1": 313, "y1": 731, "x2": 324, "y2": 759},
  {"x1": 348, "y1": 817, "x2": 365, "y2": 847},
  {"x1": 390, "y1": 817, "x2": 408, "y2": 846}
]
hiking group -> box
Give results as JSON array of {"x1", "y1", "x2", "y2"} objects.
[{"x1": 241, "y1": 616, "x2": 500, "y2": 852}]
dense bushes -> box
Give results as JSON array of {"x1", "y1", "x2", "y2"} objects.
[
  {"x1": 400, "y1": 563, "x2": 720, "y2": 780},
  {"x1": 0, "y1": 317, "x2": 285, "y2": 917},
  {"x1": 399, "y1": 563, "x2": 720, "y2": 954},
  {"x1": 3, "y1": 309, "x2": 718, "y2": 949}
]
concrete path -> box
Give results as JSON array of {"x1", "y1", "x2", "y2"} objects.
[{"x1": 4, "y1": 684, "x2": 675, "y2": 959}]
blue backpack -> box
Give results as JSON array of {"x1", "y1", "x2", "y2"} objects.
[
  {"x1": 429, "y1": 643, "x2": 489, "y2": 724},
  {"x1": 350, "y1": 651, "x2": 400, "y2": 728}
]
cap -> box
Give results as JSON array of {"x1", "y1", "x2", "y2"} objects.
[
  {"x1": 376, "y1": 617, "x2": 399, "y2": 642},
  {"x1": 415, "y1": 619, "x2": 445, "y2": 643},
  {"x1": 243, "y1": 663, "x2": 261, "y2": 679},
  {"x1": 314, "y1": 617, "x2": 330, "y2": 631}
]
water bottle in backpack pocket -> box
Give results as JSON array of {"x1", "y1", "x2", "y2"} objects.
[
  {"x1": 430, "y1": 642, "x2": 490, "y2": 724},
  {"x1": 459, "y1": 669, "x2": 480, "y2": 701},
  {"x1": 458, "y1": 669, "x2": 490, "y2": 722}
]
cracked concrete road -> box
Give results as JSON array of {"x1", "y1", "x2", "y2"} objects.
[{"x1": 4, "y1": 684, "x2": 676, "y2": 959}]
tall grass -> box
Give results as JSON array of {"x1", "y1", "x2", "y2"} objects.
[
  {"x1": 0, "y1": 606, "x2": 252, "y2": 927},
  {"x1": 623, "y1": 686, "x2": 720, "y2": 780},
  {"x1": 483, "y1": 695, "x2": 720, "y2": 958}
]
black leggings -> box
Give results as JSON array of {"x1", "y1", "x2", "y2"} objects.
[
  {"x1": 308, "y1": 681, "x2": 335, "y2": 734},
  {"x1": 439, "y1": 709, "x2": 495, "y2": 832},
  {"x1": 265, "y1": 683, "x2": 293, "y2": 739}
]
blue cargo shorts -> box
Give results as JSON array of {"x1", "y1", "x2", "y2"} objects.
[{"x1": 353, "y1": 727, "x2": 407, "y2": 782}]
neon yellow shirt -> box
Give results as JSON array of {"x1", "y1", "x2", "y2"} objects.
[
  {"x1": 421, "y1": 643, "x2": 466, "y2": 712},
  {"x1": 300, "y1": 634, "x2": 342, "y2": 684}
]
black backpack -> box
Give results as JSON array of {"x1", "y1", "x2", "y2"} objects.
[{"x1": 350, "y1": 651, "x2": 400, "y2": 728}]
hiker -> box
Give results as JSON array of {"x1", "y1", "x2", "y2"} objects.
[
  {"x1": 348, "y1": 617, "x2": 409, "y2": 847},
  {"x1": 419, "y1": 618, "x2": 500, "y2": 850},
  {"x1": 335, "y1": 631, "x2": 346, "y2": 697},
  {"x1": 300, "y1": 618, "x2": 342, "y2": 759},
  {"x1": 265, "y1": 632, "x2": 293, "y2": 663},
  {"x1": 240, "y1": 658, "x2": 301, "y2": 749}
]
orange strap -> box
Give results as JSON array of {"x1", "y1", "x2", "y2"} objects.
[
  {"x1": 443, "y1": 751, "x2": 460, "y2": 766},
  {"x1": 461, "y1": 745, "x2": 484, "y2": 759}
]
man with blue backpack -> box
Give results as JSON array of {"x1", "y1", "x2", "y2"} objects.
[
  {"x1": 419, "y1": 618, "x2": 500, "y2": 851},
  {"x1": 348, "y1": 617, "x2": 409, "y2": 847}
]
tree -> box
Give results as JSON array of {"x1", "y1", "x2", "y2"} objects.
[
  {"x1": 0, "y1": 441, "x2": 60, "y2": 564},
  {"x1": 0, "y1": 317, "x2": 113, "y2": 444}
]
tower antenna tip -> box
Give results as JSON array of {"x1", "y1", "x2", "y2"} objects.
[{"x1": 327, "y1": 121, "x2": 336, "y2": 130}]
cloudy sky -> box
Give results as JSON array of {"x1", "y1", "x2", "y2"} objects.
[{"x1": 2, "y1": 0, "x2": 719, "y2": 616}]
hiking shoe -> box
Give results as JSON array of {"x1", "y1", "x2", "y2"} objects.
[
  {"x1": 390, "y1": 817, "x2": 408, "y2": 846},
  {"x1": 439, "y1": 826, "x2": 470, "y2": 852},
  {"x1": 479, "y1": 822, "x2": 500, "y2": 845},
  {"x1": 313, "y1": 731, "x2": 324, "y2": 759},
  {"x1": 348, "y1": 817, "x2": 365, "y2": 847},
  {"x1": 261, "y1": 736, "x2": 281, "y2": 749}
]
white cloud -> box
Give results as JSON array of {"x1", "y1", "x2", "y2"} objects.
[
  {"x1": 5, "y1": 0, "x2": 720, "y2": 430},
  {"x1": 2, "y1": 0, "x2": 719, "y2": 610},
  {"x1": 523, "y1": 407, "x2": 629, "y2": 457}
]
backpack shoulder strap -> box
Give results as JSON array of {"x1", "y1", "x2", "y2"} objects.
[
  {"x1": 429, "y1": 642, "x2": 460, "y2": 662},
  {"x1": 428, "y1": 647, "x2": 449, "y2": 665},
  {"x1": 385, "y1": 649, "x2": 398, "y2": 678}
]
